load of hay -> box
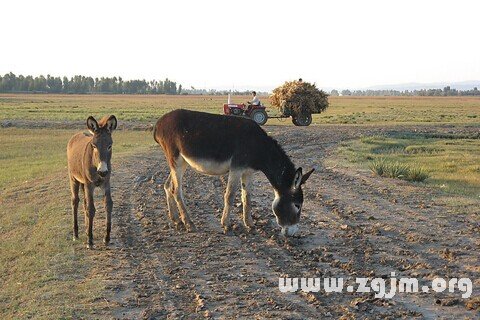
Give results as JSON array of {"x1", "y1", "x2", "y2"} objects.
[{"x1": 270, "y1": 80, "x2": 329, "y2": 116}]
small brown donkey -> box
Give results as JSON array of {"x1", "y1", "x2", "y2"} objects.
[
  {"x1": 154, "y1": 109, "x2": 314, "y2": 236},
  {"x1": 67, "y1": 115, "x2": 117, "y2": 249}
]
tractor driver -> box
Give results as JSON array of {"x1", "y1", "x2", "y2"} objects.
[{"x1": 247, "y1": 91, "x2": 260, "y2": 106}]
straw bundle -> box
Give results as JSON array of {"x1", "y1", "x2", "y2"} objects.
[{"x1": 270, "y1": 80, "x2": 329, "y2": 116}]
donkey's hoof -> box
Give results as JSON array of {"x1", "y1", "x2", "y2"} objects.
[
  {"x1": 104, "y1": 237, "x2": 110, "y2": 245},
  {"x1": 223, "y1": 224, "x2": 233, "y2": 235},
  {"x1": 173, "y1": 222, "x2": 184, "y2": 230},
  {"x1": 244, "y1": 220, "x2": 254, "y2": 229},
  {"x1": 185, "y1": 223, "x2": 196, "y2": 232},
  {"x1": 245, "y1": 226, "x2": 256, "y2": 234},
  {"x1": 86, "y1": 243, "x2": 94, "y2": 250},
  {"x1": 73, "y1": 236, "x2": 79, "y2": 241}
]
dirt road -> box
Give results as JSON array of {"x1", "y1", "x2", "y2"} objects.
[{"x1": 89, "y1": 125, "x2": 479, "y2": 319}]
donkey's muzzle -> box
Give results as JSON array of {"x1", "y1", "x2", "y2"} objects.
[
  {"x1": 281, "y1": 224, "x2": 299, "y2": 237},
  {"x1": 97, "y1": 170, "x2": 108, "y2": 177},
  {"x1": 97, "y1": 161, "x2": 109, "y2": 177}
]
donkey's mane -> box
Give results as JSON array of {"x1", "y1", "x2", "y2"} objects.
[
  {"x1": 267, "y1": 135, "x2": 292, "y2": 165},
  {"x1": 261, "y1": 134, "x2": 296, "y2": 191}
]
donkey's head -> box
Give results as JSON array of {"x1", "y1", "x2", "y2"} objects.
[
  {"x1": 86, "y1": 115, "x2": 117, "y2": 177},
  {"x1": 272, "y1": 167, "x2": 314, "y2": 236}
]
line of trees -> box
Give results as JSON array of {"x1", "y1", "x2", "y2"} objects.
[
  {"x1": 181, "y1": 87, "x2": 267, "y2": 96},
  {"x1": 0, "y1": 72, "x2": 181, "y2": 94},
  {"x1": 330, "y1": 86, "x2": 480, "y2": 97}
]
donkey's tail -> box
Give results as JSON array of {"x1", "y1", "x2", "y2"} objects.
[{"x1": 152, "y1": 122, "x2": 159, "y2": 144}]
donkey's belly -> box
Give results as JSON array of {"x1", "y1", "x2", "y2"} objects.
[{"x1": 181, "y1": 154, "x2": 231, "y2": 176}]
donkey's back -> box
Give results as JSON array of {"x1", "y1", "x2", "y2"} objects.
[{"x1": 154, "y1": 109, "x2": 268, "y2": 171}]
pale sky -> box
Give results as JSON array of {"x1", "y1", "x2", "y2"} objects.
[{"x1": 1, "y1": 0, "x2": 479, "y2": 90}]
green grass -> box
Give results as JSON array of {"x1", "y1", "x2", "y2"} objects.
[
  {"x1": 321, "y1": 96, "x2": 480, "y2": 125},
  {"x1": 369, "y1": 158, "x2": 429, "y2": 182},
  {"x1": 0, "y1": 128, "x2": 154, "y2": 190},
  {"x1": 0, "y1": 190, "x2": 103, "y2": 318},
  {"x1": 1, "y1": 94, "x2": 479, "y2": 125},
  {"x1": 0, "y1": 94, "x2": 223, "y2": 123},
  {"x1": 337, "y1": 134, "x2": 480, "y2": 197},
  {"x1": 0, "y1": 128, "x2": 154, "y2": 319}
]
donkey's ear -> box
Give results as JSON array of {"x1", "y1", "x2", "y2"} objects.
[
  {"x1": 293, "y1": 167, "x2": 303, "y2": 189},
  {"x1": 105, "y1": 115, "x2": 117, "y2": 132},
  {"x1": 86, "y1": 116, "x2": 99, "y2": 134},
  {"x1": 301, "y1": 168, "x2": 315, "y2": 185}
]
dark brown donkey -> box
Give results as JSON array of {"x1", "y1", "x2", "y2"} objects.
[
  {"x1": 154, "y1": 109, "x2": 314, "y2": 236},
  {"x1": 67, "y1": 115, "x2": 117, "y2": 249}
]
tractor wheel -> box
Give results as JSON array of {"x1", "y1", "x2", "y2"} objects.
[
  {"x1": 231, "y1": 108, "x2": 243, "y2": 116},
  {"x1": 251, "y1": 109, "x2": 268, "y2": 125},
  {"x1": 293, "y1": 113, "x2": 312, "y2": 126}
]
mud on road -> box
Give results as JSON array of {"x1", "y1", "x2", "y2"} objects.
[{"x1": 88, "y1": 125, "x2": 479, "y2": 319}]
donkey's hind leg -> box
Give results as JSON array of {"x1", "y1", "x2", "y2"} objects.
[
  {"x1": 164, "y1": 173, "x2": 183, "y2": 229},
  {"x1": 241, "y1": 171, "x2": 254, "y2": 230},
  {"x1": 69, "y1": 177, "x2": 80, "y2": 240},
  {"x1": 170, "y1": 156, "x2": 196, "y2": 232},
  {"x1": 221, "y1": 170, "x2": 241, "y2": 233}
]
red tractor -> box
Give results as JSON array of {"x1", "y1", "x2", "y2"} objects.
[
  {"x1": 223, "y1": 103, "x2": 268, "y2": 126},
  {"x1": 223, "y1": 102, "x2": 313, "y2": 126}
]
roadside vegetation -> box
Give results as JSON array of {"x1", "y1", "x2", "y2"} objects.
[
  {"x1": 337, "y1": 133, "x2": 480, "y2": 197},
  {"x1": 369, "y1": 158, "x2": 429, "y2": 182},
  {"x1": 0, "y1": 128, "x2": 153, "y2": 318}
]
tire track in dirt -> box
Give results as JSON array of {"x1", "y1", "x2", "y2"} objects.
[
  {"x1": 111, "y1": 152, "x2": 326, "y2": 319},
  {"x1": 279, "y1": 126, "x2": 479, "y2": 318},
  {"x1": 305, "y1": 166, "x2": 478, "y2": 319}
]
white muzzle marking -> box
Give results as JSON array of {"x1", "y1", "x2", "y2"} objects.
[
  {"x1": 281, "y1": 224, "x2": 299, "y2": 237},
  {"x1": 97, "y1": 161, "x2": 108, "y2": 173}
]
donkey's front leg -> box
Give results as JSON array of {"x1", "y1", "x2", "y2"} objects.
[
  {"x1": 84, "y1": 183, "x2": 96, "y2": 249},
  {"x1": 69, "y1": 178, "x2": 80, "y2": 240},
  {"x1": 221, "y1": 171, "x2": 241, "y2": 233},
  {"x1": 103, "y1": 181, "x2": 113, "y2": 245},
  {"x1": 241, "y1": 172, "x2": 254, "y2": 230}
]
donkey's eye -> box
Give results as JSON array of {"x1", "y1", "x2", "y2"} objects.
[
  {"x1": 92, "y1": 144, "x2": 97, "y2": 149},
  {"x1": 294, "y1": 203, "x2": 301, "y2": 211},
  {"x1": 108, "y1": 145, "x2": 112, "y2": 151}
]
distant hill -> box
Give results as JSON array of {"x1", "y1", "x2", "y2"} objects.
[{"x1": 364, "y1": 80, "x2": 480, "y2": 91}]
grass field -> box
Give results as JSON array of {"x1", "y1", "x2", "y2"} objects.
[
  {"x1": 1, "y1": 94, "x2": 479, "y2": 125},
  {"x1": 324, "y1": 96, "x2": 480, "y2": 124},
  {"x1": 0, "y1": 128, "x2": 154, "y2": 318},
  {"x1": 336, "y1": 133, "x2": 480, "y2": 197}
]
